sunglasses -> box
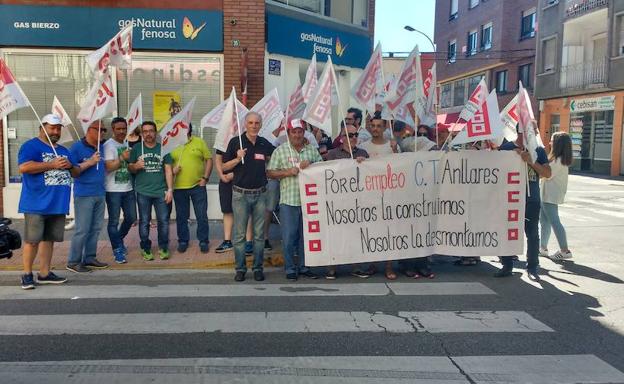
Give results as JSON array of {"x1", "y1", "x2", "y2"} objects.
[
  {"x1": 347, "y1": 132, "x2": 359, "y2": 138},
  {"x1": 89, "y1": 126, "x2": 107, "y2": 133}
]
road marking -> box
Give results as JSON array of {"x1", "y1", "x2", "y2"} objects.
[
  {"x1": 0, "y1": 282, "x2": 495, "y2": 300},
  {"x1": 0, "y1": 355, "x2": 621, "y2": 383},
  {"x1": 0, "y1": 311, "x2": 552, "y2": 335}
]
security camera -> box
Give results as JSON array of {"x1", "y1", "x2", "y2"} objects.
[{"x1": 230, "y1": 18, "x2": 237, "y2": 26}]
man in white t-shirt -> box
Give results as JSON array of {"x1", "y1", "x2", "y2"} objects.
[
  {"x1": 103, "y1": 117, "x2": 136, "y2": 264},
  {"x1": 359, "y1": 112, "x2": 399, "y2": 159}
]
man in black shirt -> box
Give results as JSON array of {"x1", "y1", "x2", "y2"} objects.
[{"x1": 222, "y1": 111, "x2": 275, "y2": 282}]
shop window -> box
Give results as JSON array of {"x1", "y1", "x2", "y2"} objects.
[
  {"x1": 440, "y1": 83, "x2": 452, "y2": 108},
  {"x1": 453, "y1": 79, "x2": 466, "y2": 106},
  {"x1": 4, "y1": 51, "x2": 222, "y2": 184},
  {"x1": 481, "y1": 23, "x2": 493, "y2": 51},
  {"x1": 541, "y1": 37, "x2": 556, "y2": 72},
  {"x1": 521, "y1": 8, "x2": 536, "y2": 40},
  {"x1": 449, "y1": 0, "x2": 458, "y2": 20},
  {"x1": 518, "y1": 63, "x2": 532, "y2": 89},
  {"x1": 496, "y1": 70, "x2": 508, "y2": 93},
  {"x1": 448, "y1": 40, "x2": 457, "y2": 63},
  {"x1": 467, "y1": 30, "x2": 478, "y2": 56},
  {"x1": 468, "y1": 74, "x2": 483, "y2": 95}
]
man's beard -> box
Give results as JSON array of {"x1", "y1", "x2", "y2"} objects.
[{"x1": 48, "y1": 135, "x2": 60, "y2": 144}]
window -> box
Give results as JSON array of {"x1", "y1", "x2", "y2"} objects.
[
  {"x1": 448, "y1": 40, "x2": 457, "y2": 63},
  {"x1": 449, "y1": 0, "x2": 458, "y2": 20},
  {"x1": 518, "y1": 63, "x2": 532, "y2": 88},
  {"x1": 453, "y1": 79, "x2": 466, "y2": 106},
  {"x1": 469, "y1": 0, "x2": 479, "y2": 9},
  {"x1": 615, "y1": 14, "x2": 624, "y2": 56},
  {"x1": 481, "y1": 23, "x2": 493, "y2": 50},
  {"x1": 3, "y1": 50, "x2": 222, "y2": 183},
  {"x1": 468, "y1": 75, "x2": 483, "y2": 95},
  {"x1": 496, "y1": 70, "x2": 508, "y2": 93},
  {"x1": 441, "y1": 83, "x2": 452, "y2": 108},
  {"x1": 521, "y1": 8, "x2": 536, "y2": 40},
  {"x1": 541, "y1": 37, "x2": 556, "y2": 72},
  {"x1": 325, "y1": 0, "x2": 369, "y2": 27},
  {"x1": 467, "y1": 30, "x2": 478, "y2": 56}
]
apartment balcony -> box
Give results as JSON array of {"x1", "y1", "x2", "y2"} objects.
[
  {"x1": 559, "y1": 56, "x2": 607, "y2": 91},
  {"x1": 564, "y1": 0, "x2": 608, "y2": 20}
]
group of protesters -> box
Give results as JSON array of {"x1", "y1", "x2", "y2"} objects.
[{"x1": 17, "y1": 105, "x2": 573, "y2": 289}]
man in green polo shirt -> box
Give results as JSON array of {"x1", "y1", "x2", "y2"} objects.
[
  {"x1": 170, "y1": 124, "x2": 213, "y2": 254},
  {"x1": 267, "y1": 119, "x2": 323, "y2": 281}
]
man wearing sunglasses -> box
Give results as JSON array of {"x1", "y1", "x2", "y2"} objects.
[{"x1": 66, "y1": 120, "x2": 108, "y2": 273}]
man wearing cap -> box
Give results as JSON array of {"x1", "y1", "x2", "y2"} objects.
[
  {"x1": 267, "y1": 119, "x2": 323, "y2": 281},
  {"x1": 18, "y1": 114, "x2": 80, "y2": 289},
  {"x1": 66, "y1": 120, "x2": 108, "y2": 273},
  {"x1": 170, "y1": 124, "x2": 213, "y2": 254},
  {"x1": 222, "y1": 111, "x2": 275, "y2": 282}
]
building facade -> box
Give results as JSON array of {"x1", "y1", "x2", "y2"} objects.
[
  {"x1": 0, "y1": 0, "x2": 374, "y2": 218},
  {"x1": 535, "y1": 0, "x2": 623, "y2": 176},
  {"x1": 434, "y1": 0, "x2": 538, "y2": 120}
]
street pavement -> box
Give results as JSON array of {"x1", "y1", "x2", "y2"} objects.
[{"x1": 0, "y1": 174, "x2": 623, "y2": 383}]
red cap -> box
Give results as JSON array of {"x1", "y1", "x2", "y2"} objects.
[{"x1": 287, "y1": 119, "x2": 304, "y2": 130}]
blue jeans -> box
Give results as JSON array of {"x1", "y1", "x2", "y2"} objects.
[
  {"x1": 501, "y1": 200, "x2": 540, "y2": 271},
  {"x1": 137, "y1": 193, "x2": 170, "y2": 251},
  {"x1": 106, "y1": 191, "x2": 137, "y2": 251},
  {"x1": 68, "y1": 196, "x2": 105, "y2": 265},
  {"x1": 173, "y1": 185, "x2": 209, "y2": 245},
  {"x1": 232, "y1": 190, "x2": 266, "y2": 273},
  {"x1": 279, "y1": 204, "x2": 310, "y2": 275},
  {"x1": 540, "y1": 202, "x2": 568, "y2": 250}
]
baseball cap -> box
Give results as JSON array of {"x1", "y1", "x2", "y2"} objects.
[
  {"x1": 41, "y1": 114, "x2": 63, "y2": 126},
  {"x1": 287, "y1": 119, "x2": 304, "y2": 130}
]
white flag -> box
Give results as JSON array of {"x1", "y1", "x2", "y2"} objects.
[
  {"x1": 517, "y1": 81, "x2": 539, "y2": 162},
  {"x1": 286, "y1": 81, "x2": 305, "y2": 121},
  {"x1": 351, "y1": 42, "x2": 384, "y2": 112},
  {"x1": 451, "y1": 90, "x2": 503, "y2": 146},
  {"x1": 252, "y1": 88, "x2": 284, "y2": 142},
  {"x1": 415, "y1": 63, "x2": 436, "y2": 127},
  {"x1": 459, "y1": 77, "x2": 488, "y2": 122},
  {"x1": 302, "y1": 56, "x2": 339, "y2": 136},
  {"x1": 161, "y1": 97, "x2": 195, "y2": 157},
  {"x1": 493, "y1": 95, "x2": 520, "y2": 145},
  {"x1": 77, "y1": 72, "x2": 116, "y2": 131},
  {"x1": 51, "y1": 96, "x2": 78, "y2": 144},
  {"x1": 211, "y1": 88, "x2": 249, "y2": 152},
  {"x1": 125, "y1": 93, "x2": 143, "y2": 134},
  {"x1": 302, "y1": 53, "x2": 318, "y2": 103},
  {"x1": 0, "y1": 58, "x2": 30, "y2": 120},
  {"x1": 384, "y1": 45, "x2": 424, "y2": 115},
  {"x1": 86, "y1": 24, "x2": 133, "y2": 77}
]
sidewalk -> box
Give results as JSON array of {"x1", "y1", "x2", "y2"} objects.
[{"x1": 1, "y1": 219, "x2": 285, "y2": 271}]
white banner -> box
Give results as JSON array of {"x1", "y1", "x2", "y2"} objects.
[
  {"x1": 77, "y1": 72, "x2": 116, "y2": 130},
  {"x1": 0, "y1": 58, "x2": 30, "y2": 120},
  {"x1": 351, "y1": 42, "x2": 383, "y2": 112},
  {"x1": 252, "y1": 88, "x2": 284, "y2": 141},
  {"x1": 86, "y1": 24, "x2": 133, "y2": 76},
  {"x1": 299, "y1": 151, "x2": 526, "y2": 266},
  {"x1": 302, "y1": 53, "x2": 318, "y2": 104},
  {"x1": 125, "y1": 93, "x2": 143, "y2": 134}
]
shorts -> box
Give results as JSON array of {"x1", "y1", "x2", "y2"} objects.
[
  {"x1": 265, "y1": 179, "x2": 280, "y2": 212},
  {"x1": 23, "y1": 214, "x2": 66, "y2": 243},
  {"x1": 219, "y1": 181, "x2": 233, "y2": 214}
]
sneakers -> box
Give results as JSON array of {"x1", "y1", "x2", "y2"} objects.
[
  {"x1": 254, "y1": 270, "x2": 265, "y2": 281},
  {"x1": 548, "y1": 250, "x2": 573, "y2": 261},
  {"x1": 351, "y1": 269, "x2": 370, "y2": 279},
  {"x1": 539, "y1": 248, "x2": 549, "y2": 257},
  {"x1": 235, "y1": 271, "x2": 246, "y2": 282},
  {"x1": 264, "y1": 239, "x2": 273, "y2": 252},
  {"x1": 66, "y1": 264, "x2": 92, "y2": 273},
  {"x1": 64, "y1": 219, "x2": 75, "y2": 230},
  {"x1": 200, "y1": 242, "x2": 210, "y2": 254},
  {"x1": 216, "y1": 240, "x2": 233, "y2": 253},
  {"x1": 177, "y1": 242, "x2": 188, "y2": 253},
  {"x1": 84, "y1": 259, "x2": 109, "y2": 269},
  {"x1": 21, "y1": 273, "x2": 35, "y2": 290},
  {"x1": 244, "y1": 241, "x2": 254, "y2": 256},
  {"x1": 142, "y1": 249, "x2": 154, "y2": 261},
  {"x1": 494, "y1": 267, "x2": 513, "y2": 278},
  {"x1": 37, "y1": 272, "x2": 67, "y2": 285},
  {"x1": 325, "y1": 269, "x2": 337, "y2": 280},
  {"x1": 527, "y1": 268, "x2": 541, "y2": 281},
  {"x1": 300, "y1": 270, "x2": 319, "y2": 279},
  {"x1": 113, "y1": 248, "x2": 127, "y2": 264},
  {"x1": 286, "y1": 273, "x2": 298, "y2": 281},
  {"x1": 159, "y1": 249, "x2": 170, "y2": 260}
]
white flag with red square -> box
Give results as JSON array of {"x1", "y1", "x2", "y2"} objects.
[
  {"x1": 77, "y1": 72, "x2": 116, "y2": 131},
  {"x1": 351, "y1": 42, "x2": 384, "y2": 112},
  {"x1": 451, "y1": 90, "x2": 503, "y2": 146},
  {"x1": 459, "y1": 77, "x2": 487, "y2": 122},
  {"x1": 209, "y1": 87, "x2": 249, "y2": 152},
  {"x1": 161, "y1": 97, "x2": 195, "y2": 157},
  {"x1": 384, "y1": 45, "x2": 424, "y2": 115},
  {"x1": 302, "y1": 56, "x2": 339, "y2": 136},
  {"x1": 286, "y1": 81, "x2": 305, "y2": 121},
  {"x1": 86, "y1": 24, "x2": 133, "y2": 77},
  {"x1": 302, "y1": 53, "x2": 318, "y2": 103},
  {"x1": 517, "y1": 81, "x2": 539, "y2": 162},
  {"x1": 0, "y1": 58, "x2": 30, "y2": 120},
  {"x1": 415, "y1": 62, "x2": 436, "y2": 127},
  {"x1": 252, "y1": 88, "x2": 284, "y2": 141}
]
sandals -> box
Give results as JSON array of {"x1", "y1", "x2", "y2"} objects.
[
  {"x1": 415, "y1": 266, "x2": 435, "y2": 279},
  {"x1": 385, "y1": 269, "x2": 397, "y2": 280}
]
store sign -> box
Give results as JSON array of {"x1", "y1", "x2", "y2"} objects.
[
  {"x1": 0, "y1": 5, "x2": 223, "y2": 51},
  {"x1": 570, "y1": 96, "x2": 615, "y2": 112},
  {"x1": 267, "y1": 12, "x2": 371, "y2": 69}
]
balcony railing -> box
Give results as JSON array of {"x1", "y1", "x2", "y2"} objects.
[
  {"x1": 565, "y1": 0, "x2": 608, "y2": 19},
  {"x1": 559, "y1": 56, "x2": 607, "y2": 90}
]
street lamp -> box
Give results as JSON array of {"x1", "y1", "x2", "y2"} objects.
[{"x1": 404, "y1": 25, "x2": 436, "y2": 52}]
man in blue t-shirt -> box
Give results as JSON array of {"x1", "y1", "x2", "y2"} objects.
[
  {"x1": 66, "y1": 120, "x2": 108, "y2": 273},
  {"x1": 18, "y1": 114, "x2": 81, "y2": 289},
  {"x1": 497, "y1": 123, "x2": 551, "y2": 280}
]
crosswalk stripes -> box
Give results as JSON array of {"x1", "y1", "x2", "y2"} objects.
[{"x1": 0, "y1": 279, "x2": 623, "y2": 383}]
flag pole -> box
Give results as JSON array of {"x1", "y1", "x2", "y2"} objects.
[
  {"x1": 96, "y1": 120, "x2": 101, "y2": 170},
  {"x1": 28, "y1": 105, "x2": 59, "y2": 157},
  {"x1": 233, "y1": 87, "x2": 245, "y2": 165},
  {"x1": 331, "y1": 60, "x2": 353, "y2": 160}
]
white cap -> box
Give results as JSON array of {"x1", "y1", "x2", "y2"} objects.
[
  {"x1": 41, "y1": 114, "x2": 63, "y2": 126},
  {"x1": 288, "y1": 119, "x2": 304, "y2": 130}
]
